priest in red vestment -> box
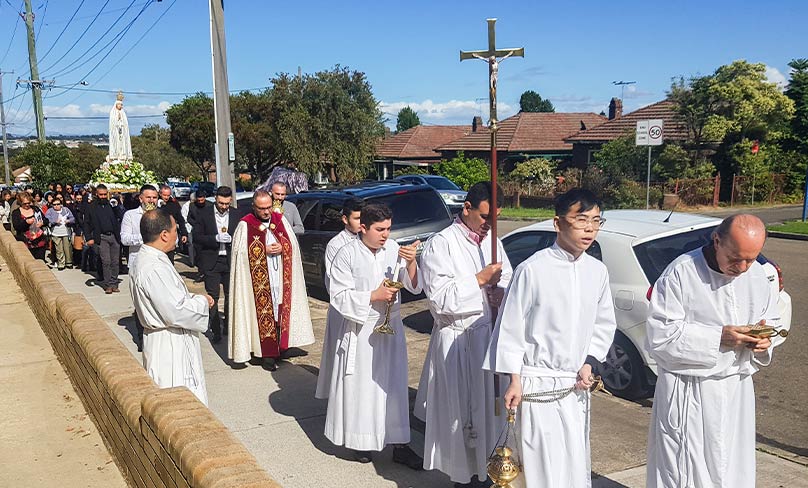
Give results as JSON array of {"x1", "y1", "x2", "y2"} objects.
[{"x1": 228, "y1": 190, "x2": 314, "y2": 370}]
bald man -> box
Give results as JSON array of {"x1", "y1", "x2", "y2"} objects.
[{"x1": 644, "y1": 214, "x2": 789, "y2": 488}]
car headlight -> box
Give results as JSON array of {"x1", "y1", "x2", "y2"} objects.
[{"x1": 440, "y1": 193, "x2": 453, "y2": 202}]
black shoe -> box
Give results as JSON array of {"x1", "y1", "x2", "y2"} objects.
[
  {"x1": 352, "y1": 450, "x2": 372, "y2": 464},
  {"x1": 262, "y1": 358, "x2": 278, "y2": 371},
  {"x1": 392, "y1": 445, "x2": 423, "y2": 471},
  {"x1": 280, "y1": 347, "x2": 308, "y2": 359}
]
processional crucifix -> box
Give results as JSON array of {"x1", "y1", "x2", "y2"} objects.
[{"x1": 460, "y1": 18, "x2": 524, "y2": 415}]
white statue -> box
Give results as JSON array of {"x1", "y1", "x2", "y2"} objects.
[{"x1": 107, "y1": 91, "x2": 132, "y2": 163}]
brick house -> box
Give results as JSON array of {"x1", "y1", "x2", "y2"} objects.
[
  {"x1": 565, "y1": 99, "x2": 689, "y2": 168},
  {"x1": 374, "y1": 125, "x2": 471, "y2": 179},
  {"x1": 436, "y1": 111, "x2": 607, "y2": 172}
]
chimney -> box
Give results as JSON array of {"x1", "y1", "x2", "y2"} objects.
[
  {"x1": 472, "y1": 116, "x2": 484, "y2": 132},
  {"x1": 608, "y1": 98, "x2": 623, "y2": 120}
]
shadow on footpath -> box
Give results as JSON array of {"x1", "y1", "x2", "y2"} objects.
[{"x1": 267, "y1": 365, "x2": 448, "y2": 488}]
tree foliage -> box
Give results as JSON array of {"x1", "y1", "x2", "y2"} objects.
[
  {"x1": 13, "y1": 142, "x2": 72, "y2": 187},
  {"x1": 165, "y1": 93, "x2": 216, "y2": 181},
  {"x1": 786, "y1": 58, "x2": 808, "y2": 151},
  {"x1": 69, "y1": 143, "x2": 108, "y2": 183},
  {"x1": 132, "y1": 124, "x2": 197, "y2": 182},
  {"x1": 433, "y1": 152, "x2": 489, "y2": 190},
  {"x1": 266, "y1": 66, "x2": 385, "y2": 183},
  {"x1": 509, "y1": 158, "x2": 557, "y2": 193},
  {"x1": 230, "y1": 90, "x2": 274, "y2": 178},
  {"x1": 519, "y1": 90, "x2": 555, "y2": 112},
  {"x1": 396, "y1": 106, "x2": 420, "y2": 132}
]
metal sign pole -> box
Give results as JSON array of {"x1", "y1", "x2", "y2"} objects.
[{"x1": 646, "y1": 145, "x2": 652, "y2": 209}]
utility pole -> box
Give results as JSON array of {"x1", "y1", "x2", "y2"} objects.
[
  {"x1": 209, "y1": 0, "x2": 236, "y2": 203},
  {"x1": 22, "y1": 0, "x2": 46, "y2": 142},
  {"x1": 0, "y1": 70, "x2": 12, "y2": 185}
]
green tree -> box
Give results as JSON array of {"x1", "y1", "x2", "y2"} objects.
[
  {"x1": 69, "y1": 143, "x2": 108, "y2": 183},
  {"x1": 396, "y1": 106, "x2": 420, "y2": 132},
  {"x1": 785, "y1": 58, "x2": 808, "y2": 150},
  {"x1": 267, "y1": 65, "x2": 385, "y2": 183},
  {"x1": 13, "y1": 141, "x2": 72, "y2": 186},
  {"x1": 433, "y1": 152, "x2": 489, "y2": 190},
  {"x1": 132, "y1": 125, "x2": 197, "y2": 182},
  {"x1": 510, "y1": 158, "x2": 557, "y2": 193},
  {"x1": 165, "y1": 93, "x2": 216, "y2": 181},
  {"x1": 592, "y1": 134, "x2": 648, "y2": 181},
  {"x1": 230, "y1": 90, "x2": 274, "y2": 178},
  {"x1": 519, "y1": 90, "x2": 555, "y2": 112}
]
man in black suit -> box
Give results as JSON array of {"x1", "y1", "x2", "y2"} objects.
[
  {"x1": 192, "y1": 186, "x2": 239, "y2": 344},
  {"x1": 84, "y1": 184, "x2": 121, "y2": 294}
]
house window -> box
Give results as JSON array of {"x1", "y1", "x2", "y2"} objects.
[{"x1": 587, "y1": 149, "x2": 598, "y2": 164}]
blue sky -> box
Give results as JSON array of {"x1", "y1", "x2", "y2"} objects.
[{"x1": 0, "y1": 0, "x2": 804, "y2": 136}]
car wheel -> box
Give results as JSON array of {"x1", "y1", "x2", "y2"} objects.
[{"x1": 598, "y1": 332, "x2": 647, "y2": 400}]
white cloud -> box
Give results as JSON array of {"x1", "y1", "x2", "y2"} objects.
[
  {"x1": 765, "y1": 65, "x2": 787, "y2": 90},
  {"x1": 380, "y1": 99, "x2": 516, "y2": 126},
  {"x1": 43, "y1": 104, "x2": 83, "y2": 118},
  {"x1": 548, "y1": 95, "x2": 606, "y2": 114},
  {"x1": 623, "y1": 85, "x2": 655, "y2": 99}
]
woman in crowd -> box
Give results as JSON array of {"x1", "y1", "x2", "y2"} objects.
[
  {"x1": 45, "y1": 197, "x2": 76, "y2": 270},
  {"x1": 0, "y1": 189, "x2": 12, "y2": 231},
  {"x1": 11, "y1": 192, "x2": 49, "y2": 260}
]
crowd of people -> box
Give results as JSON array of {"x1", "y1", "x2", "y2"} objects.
[{"x1": 1, "y1": 179, "x2": 788, "y2": 488}]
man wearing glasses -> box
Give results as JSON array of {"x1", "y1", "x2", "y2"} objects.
[{"x1": 483, "y1": 188, "x2": 617, "y2": 488}]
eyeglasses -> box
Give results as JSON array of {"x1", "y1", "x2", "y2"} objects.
[{"x1": 565, "y1": 216, "x2": 606, "y2": 230}]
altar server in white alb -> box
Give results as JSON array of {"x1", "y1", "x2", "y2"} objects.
[
  {"x1": 323, "y1": 203, "x2": 424, "y2": 469},
  {"x1": 483, "y1": 188, "x2": 617, "y2": 488},
  {"x1": 645, "y1": 214, "x2": 788, "y2": 488},
  {"x1": 415, "y1": 182, "x2": 512, "y2": 487},
  {"x1": 315, "y1": 197, "x2": 363, "y2": 399},
  {"x1": 129, "y1": 210, "x2": 213, "y2": 404}
]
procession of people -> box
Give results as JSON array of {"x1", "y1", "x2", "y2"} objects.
[{"x1": 4, "y1": 173, "x2": 789, "y2": 487}]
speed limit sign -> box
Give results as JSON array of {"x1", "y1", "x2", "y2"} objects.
[{"x1": 636, "y1": 119, "x2": 664, "y2": 146}]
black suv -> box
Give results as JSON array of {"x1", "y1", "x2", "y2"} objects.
[{"x1": 231, "y1": 182, "x2": 452, "y2": 289}]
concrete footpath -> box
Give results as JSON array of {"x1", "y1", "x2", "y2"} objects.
[
  {"x1": 49, "y1": 257, "x2": 808, "y2": 488},
  {"x1": 0, "y1": 255, "x2": 126, "y2": 487}
]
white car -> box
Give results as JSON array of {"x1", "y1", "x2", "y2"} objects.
[{"x1": 502, "y1": 209, "x2": 793, "y2": 399}]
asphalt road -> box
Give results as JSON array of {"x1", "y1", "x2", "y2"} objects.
[{"x1": 755, "y1": 237, "x2": 808, "y2": 456}]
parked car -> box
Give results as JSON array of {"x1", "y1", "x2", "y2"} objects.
[
  {"x1": 501, "y1": 209, "x2": 793, "y2": 399},
  {"x1": 392, "y1": 174, "x2": 467, "y2": 213},
  {"x1": 167, "y1": 181, "x2": 192, "y2": 200},
  {"x1": 191, "y1": 181, "x2": 216, "y2": 196},
  {"x1": 229, "y1": 182, "x2": 453, "y2": 289}
]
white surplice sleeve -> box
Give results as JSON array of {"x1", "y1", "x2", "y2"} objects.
[
  {"x1": 645, "y1": 266, "x2": 722, "y2": 373},
  {"x1": 483, "y1": 263, "x2": 529, "y2": 375},
  {"x1": 754, "y1": 272, "x2": 786, "y2": 367},
  {"x1": 588, "y1": 269, "x2": 617, "y2": 362},
  {"x1": 141, "y1": 267, "x2": 209, "y2": 333},
  {"x1": 330, "y1": 245, "x2": 372, "y2": 325},
  {"x1": 420, "y1": 234, "x2": 484, "y2": 316},
  {"x1": 120, "y1": 210, "x2": 142, "y2": 247}
]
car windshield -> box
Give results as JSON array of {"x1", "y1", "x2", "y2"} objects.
[
  {"x1": 371, "y1": 190, "x2": 449, "y2": 228},
  {"x1": 425, "y1": 177, "x2": 460, "y2": 191},
  {"x1": 633, "y1": 226, "x2": 717, "y2": 284},
  {"x1": 175, "y1": 182, "x2": 191, "y2": 188}
]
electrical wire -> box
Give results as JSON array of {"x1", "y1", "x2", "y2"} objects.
[
  {"x1": 48, "y1": 84, "x2": 272, "y2": 97},
  {"x1": 37, "y1": 0, "x2": 86, "y2": 64},
  {"x1": 0, "y1": 1, "x2": 23, "y2": 67},
  {"x1": 34, "y1": 0, "x2": 47, "y2": 40},
  {"x1": 45, "y1": 114, "x2": 164, "y2": 120},
  {"x1": 44, "y1": 0, "x2": 151, "y2": 86},
  {"x1": 45, "y1": 1, "x2": 148, "y2": 26},
  {"x1": 39, "y1": 0, "x2": 112, "y2": 74}
]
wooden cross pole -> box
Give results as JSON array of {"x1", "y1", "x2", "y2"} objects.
[{"x1": 460, "y1": 18, "x2": 524, "y2": 416}]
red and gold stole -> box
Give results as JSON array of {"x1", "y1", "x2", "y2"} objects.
[{"x1": 242, "y1": 212, "x2": 294, "y2": 357}]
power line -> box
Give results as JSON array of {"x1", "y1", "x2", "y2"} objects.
[
  {"x1": 48, "y1": 84, "x2": 271, "y2": 97},
  {"x1": 0, "y1": 1, "x2": 23, "y2": 67},
  {"x1": 45, "y1": 114, "x2": 164, "y2": 120},
  {"x1": 38, "y1": 0, "x2": 110, "y2": 74},
  {"x1": 46, "y1": 0, "x2": 143, "y2": 79},
  {"x1": 34, "y1": 0, "x2": 47, "y2": 40},
  {"x1": 37, "y1": 0, "x2": 85, "y2": 63},
  {"x1": 45, "y1": 1, "x2": 149, "y2": 25}
]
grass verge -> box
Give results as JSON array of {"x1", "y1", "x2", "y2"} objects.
[
  {"x1": 767, "y1": 220, "x2": 808, "y2": 235},
  {"x1": 500, "y1": 207, "x2": 555, "y2": 220}
]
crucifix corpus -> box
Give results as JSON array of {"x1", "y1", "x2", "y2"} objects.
[{"x1": 460, "y1": 18, "x2": 524, "y2": 415}]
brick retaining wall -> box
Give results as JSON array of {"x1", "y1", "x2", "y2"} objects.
[{"x1": 0, "y1": 230, "x2": 280, "y2": 488}]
